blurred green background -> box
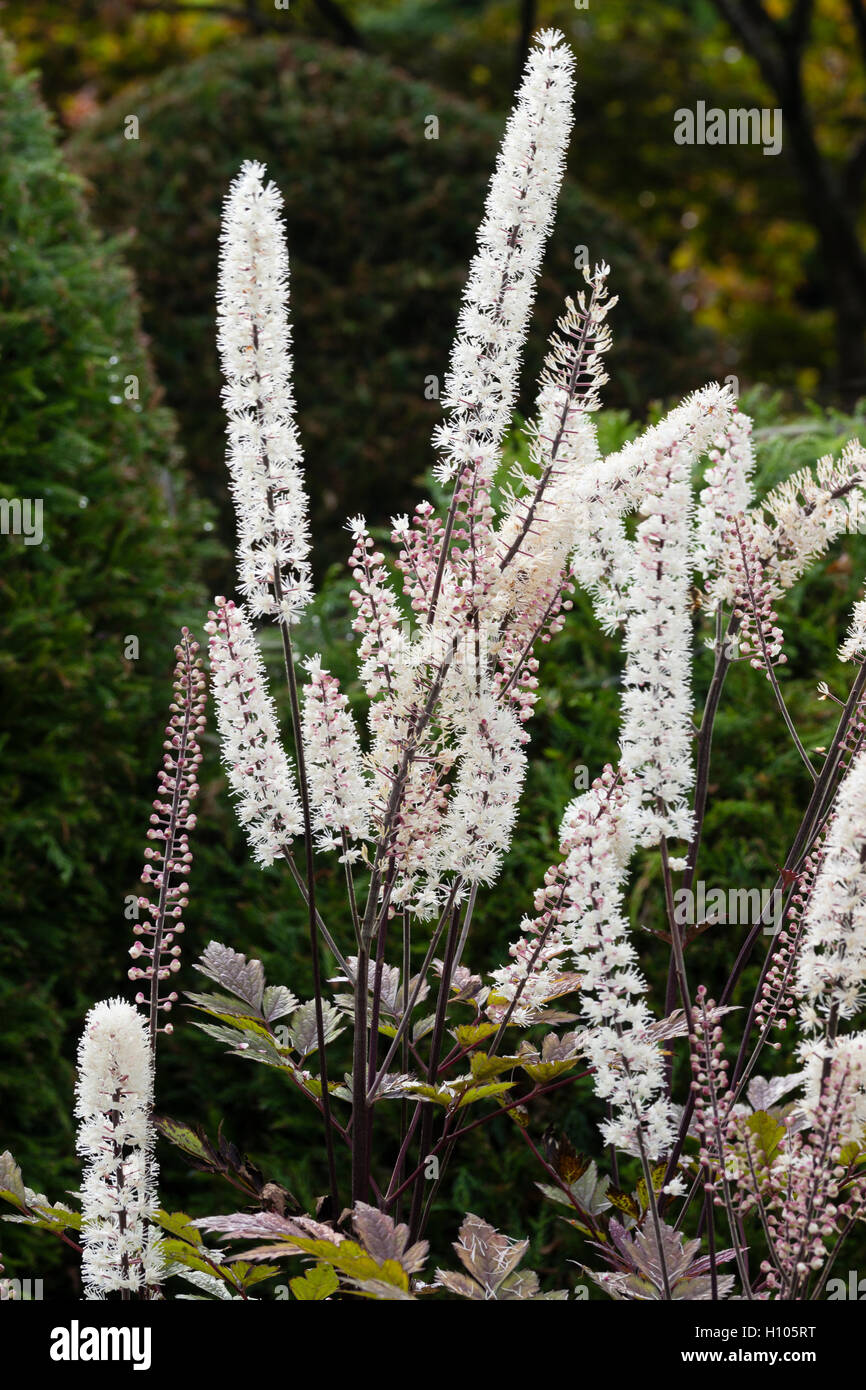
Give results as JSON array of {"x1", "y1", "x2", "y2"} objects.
[{"x1": 1, "y1": 0, "x2": 866, "y2": 1296}]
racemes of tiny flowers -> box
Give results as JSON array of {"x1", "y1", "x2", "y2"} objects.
[
  {"x1": 75, "y1": 1000, "x2": 162, "y2": 1300},
  {"x1": 217, "y1": 159, "x2": 311, "y2": 627},
  {"x1": 301, "y1": 655, "x2": 371, "y2": 859},
  {"x1": 205, "y1": 596, "x2": 303, "y2": 867},
  {"x1": 795, "y1": 745, "x2": 866, "y2": 1031},
  {"x1": 431, "y1": 28, "x2": 575, "y2": 491},
  {"x1": 180, "y1": 26, "x2": 866, "y2": 1294},
  {"x1": 11, "y1": 26, "x2": 866, "y2": 1306},
  {"x1": 128, "y1": 630, "x2": 205, "y2": 1044}
]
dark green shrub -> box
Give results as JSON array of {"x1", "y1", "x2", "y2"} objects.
[{"x1": 0, "y1": 38, "x2": 213, "y2": 1274}]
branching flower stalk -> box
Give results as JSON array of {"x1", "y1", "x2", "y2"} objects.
[
  {"x1": 196, "y1": 28, "x2": 866, "y2": 1280},
  {"x1": 13, "y1": 28, "x2": 866, "y2": 1306}
]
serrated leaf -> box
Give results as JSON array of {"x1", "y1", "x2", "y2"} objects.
[
  {"x1": 231, "y1": 1262, "x2": 282, "y2": 1289},
  {"x1": 436, "y1": 1214, "x2": 538, "y2": 1298},
  {"x1": 453, "y1": 1022, "x2": 498, "y2": 1047},
  {"x1": 162, "y1": 1239, "x2": 222, "y2": 1278},
  {"x1": 0, "y1": 1153, "x2": 26, "y2": 1206},
  {"x1": 157, "y1": 1210, "x2": 205, "y2": 1245},
  {"x1": 352, "y1": 1203, "x2": 428, "y2": 1274},
  {"x1": 469, "y1": 1053, "x2": 519, "y2": 1082},
  {"x1": 411, "y1": 1014, "x2": 436, "y2": 1044},
  {"x1": 520, "y1": 1057, "x2": 581, "y2": 1084},
  {"x1": 607, "y1": 1187, "x2": 640, "y2": 1219},
  {"x1": 291, "y1": 1263, "x2": 339, "y2": 1301},
  {"x1": 455, "y1": 1081, "x2": 514, "y2": 1109},
  {"x1": 262, "y1": 985, "x2": 298, "y2": 1023},
  {"x1": 745, "y1": 1109, "x2": 786, "y2": 1168},
  {"x1": 184, "y1": 990, "x2": 259, "y2": 1019},
  {"x1": 196, "y1": 942, "x2": 265, "y2": 1011},
  {"x1": 290, "y1": 1000, "x2": 344, "y2": 1056},
  {"x1": 286, "y1": 1237, "x2": 410, "y2": 1290},
  {"x1": 401, "y1": 1082, "x2": 454, "y2": 1106},
  {"x1": 154, "y1": 1116, "x2": 213, "y2": 1166},
  {"x1": 3, "y1": 1199, "x2": 81, "y2": 1235}
]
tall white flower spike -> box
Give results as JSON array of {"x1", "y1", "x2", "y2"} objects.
[
  {"x1": 432, "y1": 29, "x2": 575, "y2": 490},
  {"x1": 217, "y1": 160, "x2": 312, "y2": 626}
]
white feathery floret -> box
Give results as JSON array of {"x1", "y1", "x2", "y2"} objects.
[
  {"x1": 302, "y1": 656, "x2": 371, "y2": 858},
  {"x1": 433, "y1": 29, "x2": 575, "y2": 488},
  {"x1": 206, "y1": 596, "x2": 303, "y2": 866},
  {"x1": 217, "y1": 160, "x2": 312, "y2": 625},
  {"x1": 560, "y1": 772, "x2": 676, "y2": 1158},
  {"x1": 433, "y1": 686, "x2": 526, "y2": 885},
  {"x1": 493, "y1": 263, "x2": 615, "y2": 610},
  {"x1": 75, "y1": 999, "x2": 162, "y2": 1299},
  {"x1": 571, "y1": 384, "x2": 733, "y2": 635},
  {"x1": 795, "y1": 746, "x2": 866, "y2": 1029},
  {"x1": 752, "y1": 442, "x2": 866, "y2": 598},
  {"x1": 693, "y1": 405, "x2": 756, "y2": 589},
  {"x1": 618, "y1": 387, "x2": 734, "y2": 844},
  {"x1": 839, "y1": 593, "x2": 866, "y2": 663}
]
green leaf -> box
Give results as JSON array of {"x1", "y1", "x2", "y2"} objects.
[
  {"x1": 400, "y1": 1082, "x2": 455, "y2": 1106},
  {"x1": 154, "y1": 1116, "x2": 212, "y2": 1166},
  {"x1": 162, "y1": 1239, "x2": 222, "y2": 1278},
  {"x1": 453, "y1": 1022, "x2": 498, "y2": 1047},
  {"x1": 290, "y1": 1263, "x2": 340, "y2": 1301},
  {"x1": 839, "y1": 1139, "x2": 864, "y2": 1168},
  {"x1": 156, "y1": 1210, "x2": 204, "y2": 1246},
  {"x1": 607, "y1": 1187, "x2": 640, "y2": 1219},
  {"x1": 285, "y1": 1237, "x2": 410, "y2": 1292},
  {"x1": 455, "y1": 1081, "x2": 514, "y2": 1109},
  {"x1": 469, "y1": 1053, "x2": 519, "y2": 1082},
  {"x1": 519, "y1": 1057, "x2": 581, "y2": 1084},
  {"x1": 746, "y1": 1110, "x2": 786, "y2": 1168},
  {"x1": 3, "y1": 1199, "x2": 81, "y2": 1235},
  {"x1": 228, "y1": 1262, "x2": 282, "y2": 1290}
]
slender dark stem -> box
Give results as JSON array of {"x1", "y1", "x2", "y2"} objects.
[
  {"x1": 383, "y1": 1071, "x2": 592, "y2": 1209},
  {"x1": 408, "y1": 898, "x2": 462, "y2": 1238},
  {"x1": 368, "y1": 887, "x2": 455, "y2": 1100},
  {"x1": 284, "y1": 847, "x2": 348, "y2": 973},
  {"x1": 279, "y1": 620, "x2": 340, "y2": 1216},
  {"x1": 351, "y1": 941, "x2": 370, "y2": 1204},
  {"x1": 733, "y1": 518, "x2": 815, "y2": 780},
  {"x1": 682, "y1": 611, "x2": 740, "y2": 896}
]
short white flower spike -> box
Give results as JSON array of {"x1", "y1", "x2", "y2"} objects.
[{"x1": 75, "y1": 1000, "x2": 161, "y2": 1298}]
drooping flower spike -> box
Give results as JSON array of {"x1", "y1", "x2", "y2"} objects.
[{"x1": 618, "y1": 388, "x2": 735, "y2": 843}]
